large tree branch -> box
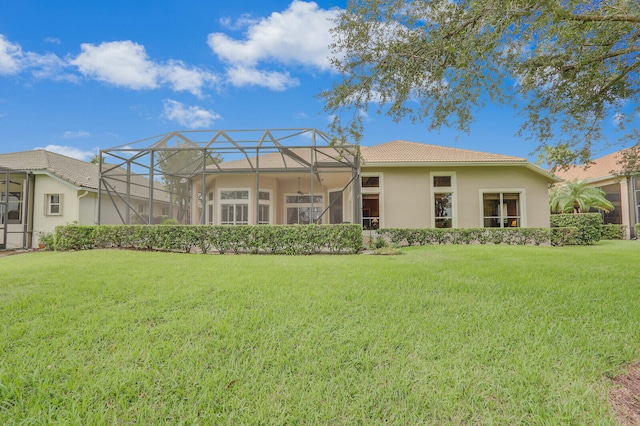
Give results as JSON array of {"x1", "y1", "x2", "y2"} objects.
[
  {"x1": 562, "y1": 45, "x2": 640, "y2": 73},
  {"x1": 566, "y1": 13, "x2": 640, "y2": 24}
]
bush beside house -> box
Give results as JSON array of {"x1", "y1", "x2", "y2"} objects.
[
  {"x1": 54, "y1": 224, "x2": 363, "y2": 255},
  {"x1": 549, "y1": 213, "x2": 603, "y2": 245}
]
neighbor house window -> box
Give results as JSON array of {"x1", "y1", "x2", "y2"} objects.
[
  {"x1": 286, "y1": 194, "x2": 323, "y2": 224},
  {"x1": 258, "y1": 190, "x2": 271, "y2": 225},
  {"x1": 430, "y1": 172, "x2": 456, "y2": 228},
  {"x1": 483, "y1": 192, "x2": 521, "y2": 227},
  {"x1": 220, "y1": 189, "x2": 249, "y2": 225},
  {"x1": 2, "y1": 191, "x2": 22, "y2": 224},
  {"x1": 45, "y1": 194, "x2": 62, "y2": 215},
  {"x1": 361, "y1": 174, "x2": 382, "y2": 229}
]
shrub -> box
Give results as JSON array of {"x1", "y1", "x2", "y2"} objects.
[
  {"x1": 54, "y1": 224, "x2": 362, "y2": 255},
  {"x1": 600, "y1": 224, "x2": 627, "y2": 240},
  {"x1": 379, "y1": 228, "x2": 550, "y2": 246},
  {"x1": 549, "y1": 213, "x2": 602, "y2": 245},
  {"x1": 550, "y1": 227, "x2": 579, "y2": 246}
]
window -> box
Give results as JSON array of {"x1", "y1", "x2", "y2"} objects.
[
  {"x1": 205, "y1": 191, "x2": 215, "y2": 224},
  {"x1": 2, "y1": 191, "x2": 22, "y2": 224},
  {"x1": 430, "y1": 172, "x2": 456, "y2": 228},
  {"x1": 137, "y1": 203, "x2": 146, "y2": 214},
  {"x1": 434, "y1": 193, "x2": 453, "y2": 228},
  {"x1": 483, "y1": 192, "x2": 521, "y2": 227},
  {"x1": 598, "y1": 184, "x2": 621, "y2": 225},
  {"x1": 220, "y1": 190, "x2": 249, "y2": 225},
  {"x1": 258, "y1": 191, "x2": 271, "y2": 224},
  {"x1": 361, "y1": 174, "x2": 382, "y2": 229},
  {"x1": 45, "y1": 194, "x2": 62, "y2": 215},
  {"x1": 286, "y1": 194, "x2": 323, "y2": 224}
]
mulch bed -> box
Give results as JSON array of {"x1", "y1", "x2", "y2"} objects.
[{"x1": 611, "y1": 362, "x2": 640, "y2": 425}]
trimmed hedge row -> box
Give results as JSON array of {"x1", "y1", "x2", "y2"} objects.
[
  {"x1": 54, "y1": 224, "x2": 363, "y2": 255},
  {"x1": 600, "y1": 224, "x2": 627, "y2": 240},
  {"x1": 379, "y1": 228, "x2": 551, "y2": 246},
  {"x1": 550, "y1": 213, "x2": 602, "y2": 245}
]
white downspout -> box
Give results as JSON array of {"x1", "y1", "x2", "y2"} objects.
[{"x1": 78, "y1": 190, "x2": 89, "y2": 224}]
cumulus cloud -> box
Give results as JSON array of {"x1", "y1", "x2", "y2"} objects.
[
  {"x1": 218, "y1": 14, "x2": 260, "y2": 31},
  {"x1": 226, "y1": 65, "x2": 298, "y2": 91},
  {"x1": 208, "y1": 0, "x2": 338, "y2": 89},
  {"x1": 70, "y1": 41, "x2": 160, "y2": 90},
  {"x1": 70, "y1": 41, "x2": 218, "y2": 96},
  {"x1": 35, "y1": 144, "x2": 97, "y2": 161},
  {"x1": 0, "y1": 35, "x2": 23, "y2": 75},
  {"x1": 162, "y1": 99, "x2": 221, "y2": 128}
]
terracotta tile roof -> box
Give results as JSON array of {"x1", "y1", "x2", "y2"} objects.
[
  {"x1": 360, "y1": 140, "x2": 527, "y2": 164},
  {"x1": 212, "y1": 146, "x2": 358, "y2": 171},
  {"x1": 554, "y1": 151, "x2": 622, "y2": 182},
  {"x1": 0, "y1": 149, "x2": 99, "y2": 189}
]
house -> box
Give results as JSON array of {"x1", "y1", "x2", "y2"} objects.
[
  {"x1": 182, "y1": 139, "x2": 559, "y2": 230},
  {"x1": 554, "y1": 150, "x2": 639, "y2": 238},
  {"x1": 0, "y1": 150, "x2": 169, "y2": 249}
]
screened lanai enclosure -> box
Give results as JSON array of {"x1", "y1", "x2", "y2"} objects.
[{"x1": 99, "y1": 129, "x2": 361, "y2": 227}]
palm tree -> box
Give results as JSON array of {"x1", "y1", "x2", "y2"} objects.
[{"x1": 549, "y1": 179, "x2": 614, "y2": 214}]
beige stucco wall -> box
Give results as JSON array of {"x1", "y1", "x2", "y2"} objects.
[
  {"x1": 363, "y1": 165, "x2": 553, "y2": 229},
  {"x1": 195, "y1": 173, "x2": 354, "y2": 225}
]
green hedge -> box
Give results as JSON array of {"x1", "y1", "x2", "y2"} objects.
[
  {"x1": 635, "y1": 223, "x2": 640, "y2": 239},
  {"x1": 600, "y1": 224, "x2": 627, "y2": 240},
  {"x1": 549, "y1": 213, "x2": 603, "y2": 245},
  {"x1": 550, "y1": 227, "x2": 579, "y2": 246},
  {"x1": 379, "y1": 228, "x2": 550, "y2": 246},
  {"x1": 54, "y1": 224, "x2": 363, "y2": 255}
]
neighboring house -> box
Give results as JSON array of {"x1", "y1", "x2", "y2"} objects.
[
  {"x1": 186, "y1": 140, "x2": 559, "y2": 230},
  {"x1": 0, "y1": 150, "x2": 169, "y2": 249},
  {"x1": 554, "y1": 150, "x2": 639, "y2": 238}
]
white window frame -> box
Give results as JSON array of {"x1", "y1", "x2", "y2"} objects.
[
  {"x1": 258, "y1": 189, "x2": 272, "y2": 225},
  {"x1": 284, "y1": 193, "x2": 324, "y2": 224},
  {"x1": 361, "y1": 172, "x2": 384, "y2": 229},
  {"x1": 479, "y1": 188, "x2": 527, "y2": 228},
  {"x1": 218, "y1": 188, "x2": 250, "y2": 225},
  {"x1": 45, "y1": 193, "x2": 63, "y2": 216},
  {"x1": 430, "y1": 172, "x2": 457, "y2": 228}
]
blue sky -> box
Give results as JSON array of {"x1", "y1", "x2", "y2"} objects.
[{"x1": 0, "y1": 0, "x2": 623, "y2": 163}]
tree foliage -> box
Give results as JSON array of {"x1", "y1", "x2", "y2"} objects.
[
  {"x1": 321, "y1": 0, "x2": 640, "y2": 168},
  {"x1": 549, "y1": 179, "x2": 615, "y2": 213}
]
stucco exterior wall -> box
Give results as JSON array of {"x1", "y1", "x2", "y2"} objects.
[
  {"x1": 363, "y1": 165, "x2": 553, "y2": 229},
  {"x1": 31, "y1": 175, "x2": 81, "y2": 238}
]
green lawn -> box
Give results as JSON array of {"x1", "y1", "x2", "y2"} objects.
[{"x1": 1, "y1": 241, "x2": 639, "y2": 424}]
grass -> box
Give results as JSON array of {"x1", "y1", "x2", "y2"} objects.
[{"x1": 1, "y1": 241, "x2": 639, "y2": 424}]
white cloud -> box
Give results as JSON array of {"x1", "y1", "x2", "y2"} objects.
[
  {"x1": 35, "y1": 144, "x2": 97, "y2": 161},
  {"x1": 208, "y1": 0, "x2": 339, "y2": 89},
  {"x1": 159, "y1": 60, "x2": 218, "y2": 97},
  {"x1": 44, "y1": 37, "x2": 61, "y2": 45},
  {"x1": 70, "y1": 40, "x2": 160, "y2": 90},
  {"x1": 63, "y1": 130, "x2": 91, "y2": 139},
  {"x1": 218, "y1": 14, "x2": 260, "y2": 31},
  {"x1": 70, "y1": 41, "x2": 217, "y2": 96},
  {"x1": 162, "y1": 99, "x2": 221, "y2": 128},
  {"x1": 225, "y1": 65, "x2": 298, "y2": 91},
  {"x1": 0, "y1": 35, "x2": 23, "y2": 75}
]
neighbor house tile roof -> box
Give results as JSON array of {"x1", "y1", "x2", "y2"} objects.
[
  {"x1": 360, "y1": 140, "x2": 528, "y2": 164},
  {"x1": 554, "y1": 151, "x2": 622, "y2": 182},
  {"x1": 0, "y1": 149, "x2": 99, "y2": 189},
  {"x1": 0, "y1": 149, "x2": 169, "y2": 201}
]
